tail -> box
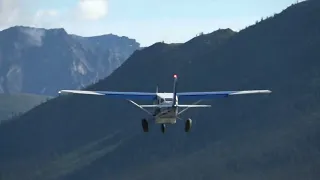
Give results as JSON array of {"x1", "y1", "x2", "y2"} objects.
[{"x1": 172, "y1": 74, "x2": 178, "y2": 106}]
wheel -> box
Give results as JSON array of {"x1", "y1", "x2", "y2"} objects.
[
  {"x1": 142, "y1": 119, "x2": 148, "y2": 132},
  {"x1": 161, "y1": 124, "x2": 166, "y2": 133},
  {"x1": 185, "y1": 118, "x2": 192, "y2": 132}
]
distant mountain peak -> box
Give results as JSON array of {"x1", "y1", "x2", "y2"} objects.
[
  {"x1": 2, "y1": 25, "x2": 67, "y2": 34},
  {"x1": 0, "y1": 25, "x2": 140, "y2": 95},
  {"x1": 211, "y1": 28, "x2": 236, "y2": 34},
  {"x1": 196, "y1": 28, "x2": 236, "y2": 39}
]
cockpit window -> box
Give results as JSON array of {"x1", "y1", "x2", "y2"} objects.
[{"x1": 165, "y1": 98, "x2": 173, "y2": 101}]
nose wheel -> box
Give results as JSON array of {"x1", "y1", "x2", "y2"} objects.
[
  {"x1": 142, "y1": 119, "x2": 148, "y2": 132},
  {"x1": 185, "y1": 118, "x2": 192, "y2": 132}
]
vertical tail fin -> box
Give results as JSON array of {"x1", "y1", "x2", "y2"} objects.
[{"x1": 172, "y1": 74, "x2": 178, "y2": 106}]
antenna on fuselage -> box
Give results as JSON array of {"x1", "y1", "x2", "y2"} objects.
[{"x1": 156, "y1": 86, "x2": 158, "y2": 93}]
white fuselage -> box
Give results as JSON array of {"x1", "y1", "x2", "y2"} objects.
[
  {"x1": 153, "y1": 94, "x2": 178, "y2": 124},
  {"x1": 154, "y1": 105, "x2": 178, "y2": 124}
]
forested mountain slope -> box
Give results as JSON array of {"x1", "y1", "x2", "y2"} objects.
[
  {"x1": 0, "y1": 1, "x2": 320, "y2": 180},
  {"x1": 0, "y1": 93, "x2": 51, "y2": 122}
]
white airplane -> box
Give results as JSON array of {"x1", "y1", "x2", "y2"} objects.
[{"x1": 58, "y1": 74, "x2": 271, "y2": 133}]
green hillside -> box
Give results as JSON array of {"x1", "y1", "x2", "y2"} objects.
[
  {"x1": 1, "y1": 1, "x2": 320, "y2": 180},
  {"x1": 0, "y1": 93, "x2": 52, "y2": 123}
]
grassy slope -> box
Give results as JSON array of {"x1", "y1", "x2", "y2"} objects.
[{"x1": 0, "y1": 93, "x2": 52, "y2": 122}]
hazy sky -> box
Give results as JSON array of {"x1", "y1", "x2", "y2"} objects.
[{"x1": 0, "y1": 0, "x2": 302, "y2": 46}]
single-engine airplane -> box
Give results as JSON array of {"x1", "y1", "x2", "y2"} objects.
[{"x1": 58, "y1": 74, "x2": 271, "y2": 133}]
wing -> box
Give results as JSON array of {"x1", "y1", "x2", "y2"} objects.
[
  {"x1": 58, "y1": 90, "x2": 157, "y2": 100},
  {"x1": 177, "y1": 90, "x2": 271, "y2": 100}
]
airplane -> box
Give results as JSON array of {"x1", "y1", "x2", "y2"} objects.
[{"x1": 58, "y1": 74, "x2": 271, "y2": 133}]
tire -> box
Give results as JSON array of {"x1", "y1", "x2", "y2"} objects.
[
  {"x1": 185, "y1": 118, "x2": 192, "y2": 132},
  {"x1": 161, "y1": 124, "x2": 166, "y2": 133},
  {"x1": 142, "y1": 119, "x2": 148, "y2": 132}
]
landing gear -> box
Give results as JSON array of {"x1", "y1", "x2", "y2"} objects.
[
  {"x1": 142, "y1": 119, "x2": 148, "y2": 132},
  {"x1": 185, "y1": 118, "x2": 192, "y2": 132},
  {"x1": 141, "y1": 118, "x2": 192, "y2": 133},
  {"x1": 161, "y1": 124, "x2": 166, "y2": 133}
]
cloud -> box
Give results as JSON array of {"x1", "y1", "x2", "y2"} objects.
[
  {"x1": 0, "y1": 0, "x2": 109, "y2": 47},
  {"x1": 0, "y1": 0, "x2": 108, "y2": 29},
  {"x1": 0, "y1": 0, "x2": 21, "y2": 27},
  {"x1": 76, "y1": 0, "x2": 108, "y2": 21},
  {"x1": 32, "y1": 9, "x2": 61, "y2": 28}
]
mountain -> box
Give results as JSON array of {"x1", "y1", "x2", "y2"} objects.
[
  {"x1": 0, "y1": 26, "x2": 140, "y2": 96},
  {"x1": 1, "y1": 0, "x2": 320, "y2": 180},
  {"x1": 0, "y1": 93, "x2": 52, "y2": 123}
]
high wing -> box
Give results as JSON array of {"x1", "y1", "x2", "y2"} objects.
[
  {"x1": 59, "y1": 89, "x2": 271, "y2": 100},
  {"x1": 177, "y1": 90, "x2": 271, "y2": 100},
  {"x1": 58, "y1": 90, "x2": 157, "y2": 100}
]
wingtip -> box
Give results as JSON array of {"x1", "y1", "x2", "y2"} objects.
[
  {"x1": 58, "y1": 90, "x2": 66, "y2": 93},
  {"x1": 58, "y1": 90, "x2": 69, "y2": 95},
  {"x1": 259, "y1": 90, "x2": 272, "y2": 94}
]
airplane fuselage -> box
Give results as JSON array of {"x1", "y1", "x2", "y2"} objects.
[
  {"x1": 154, "y1": 106, "x2": 178, "y2": 124},
  {"x1": 152, "y1": 94, "x2": 179, "y2": 124}
]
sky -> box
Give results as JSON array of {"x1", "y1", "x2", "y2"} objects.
[{"x1": 0, "y1": 0, "x2": 302, "y2": 47}]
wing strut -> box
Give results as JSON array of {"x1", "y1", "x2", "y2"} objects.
[
  {"x1": 177, "y1": 100, "x2": 203, "y2": 115},
  {"x1": 127, "y1": 100, "x2": 153, "y2": 116}
]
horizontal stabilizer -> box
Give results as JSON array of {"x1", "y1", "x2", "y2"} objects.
[
  {"x1": 177, "y1": 104, "x2": 211, "y2": 107},
  {"x1": 140, "y1": 104, "x2": 211, "y2": 108}
]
